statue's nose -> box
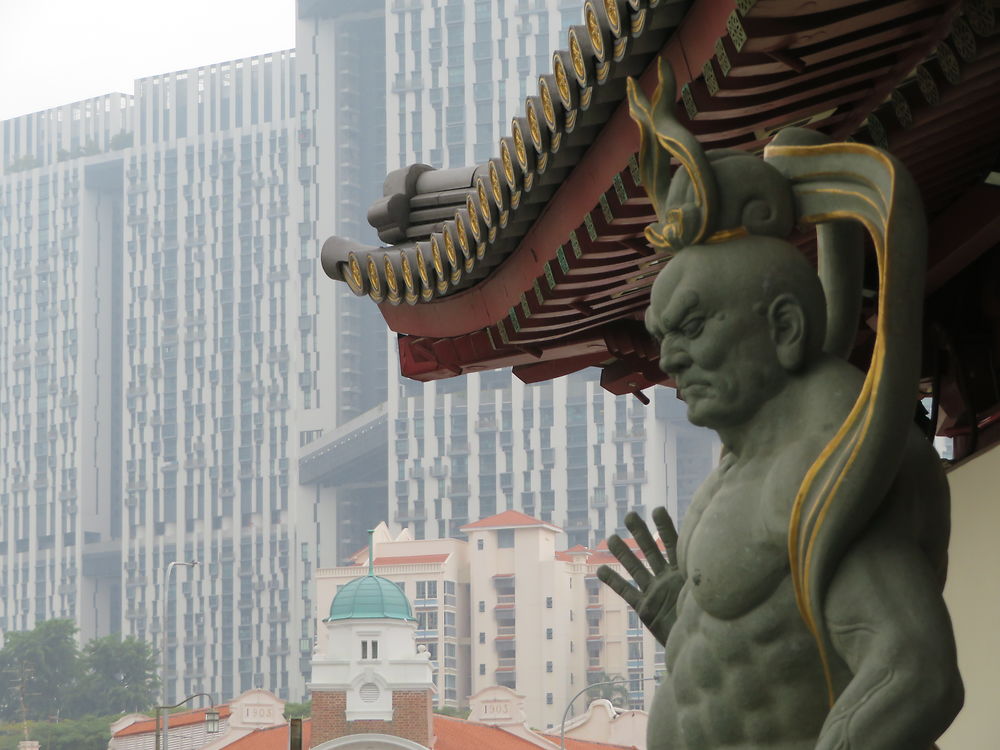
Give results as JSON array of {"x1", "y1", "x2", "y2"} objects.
[{"x1": 659, "y1": 340, "x2": 691, "y2": 376}]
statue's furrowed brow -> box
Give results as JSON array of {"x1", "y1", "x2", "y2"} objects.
[{"x1": 657, "y1": 290, "x2": 701, "y2": 335}]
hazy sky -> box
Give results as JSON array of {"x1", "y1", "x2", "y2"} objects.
[{"x1": 0, "y1": 0, "x2": 296, "y2": 121}]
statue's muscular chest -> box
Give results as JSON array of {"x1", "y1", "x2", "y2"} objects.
[{"x1": 679, "y1": 462, "x2": 793, "y2": 620}]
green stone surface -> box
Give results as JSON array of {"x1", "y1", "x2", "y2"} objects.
[{"x1": 326, "y1": 574, "x2": 415, "y2": 622}]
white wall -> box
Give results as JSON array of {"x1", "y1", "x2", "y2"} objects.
[{"x1": 939, "y1": 442, "x2": 1000, "y2": 747}]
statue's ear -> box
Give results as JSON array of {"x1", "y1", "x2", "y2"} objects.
[{"x1": 767, "y1": 293, "x2": 807, "y2": 371}]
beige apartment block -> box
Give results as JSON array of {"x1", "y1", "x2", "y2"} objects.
[
  {"x1": 316, "y1": 512, "x2": 664, "y2": 730},
  {"x1": 463, "y1": 512, "x2": 663, "y2": 730}
]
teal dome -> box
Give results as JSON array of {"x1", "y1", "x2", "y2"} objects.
[{"x1": 327, "y1": 574, "x2": 415, "y2": 622}]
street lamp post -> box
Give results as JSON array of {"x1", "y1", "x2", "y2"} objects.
[
  {"x1": 161, "y1": 560, "x2": 198, "y2": 750},
  {"x1": 559, "y1": 674, "x2": 662, "y2": 750},
  {"x1": 154, "y1": 692, "x2": 219, "y2": 750}
]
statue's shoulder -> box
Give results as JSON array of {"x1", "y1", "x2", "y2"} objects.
[
  {"x1": 805, "y1": 355, "x2": 865, "y2": 403},
  {"x1": 798, "y1": 356, "x2": 866, "y2": 437}
]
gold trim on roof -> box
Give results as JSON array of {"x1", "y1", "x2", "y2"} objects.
[
  {"x1": 500, "y1": 140, "x2": 516, "y2": 185},
  {"x1": 512, "y1": 119, "x2": 529, "y2": 169},
  {"x1": 540, "y1": 78, "x2": 557, "y2": 131},
  {"x1": 429, "y1": 235, "x2": 448, "y2": 293},
  {"x1": 477, "y1": 177, "x2": 493, "y2": 228},
  {"x1": 466, "y1": 194, "x2": 482, "y2": 241},
  {"x1": 554, "y1": 55, "x2": 572, "y2": 107},
  {"x1": 443, "y1": 227, "x2": 459, "y2": 269},
  {"x1": 383, "y1": 254, "x2": 401, "y2": 304},
  {"x1": 586, "y1": 4, "x2": 605, "y2": 61},
  {"x1": 569, "y1": 28, "x2": 588, "y2": 82},
  {"x1": 347, "y1": 252, "x2": 365, "y2": 295},
  {"x1": 414, "y1": 244, "x2": 433, "y2": 302},
  {"x1": 366, "y1": 256, "x2": 383, "y2": 302},
  {"x1": 400, "y1": 251, "x2": 418, "y2": 305},
  {"x1": 527, "y1": 99, "x2": 544, "y2": 151},
  {"x1": 604, "y1": 0, "x2": 622, "y2": 35}
]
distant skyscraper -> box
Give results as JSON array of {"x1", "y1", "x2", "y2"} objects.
[
  {"x1": 0, "y1": 0, "x2": 389, "y2": 704},
  {"x1": 1, "y1": 92, "x2": 133, "y2": 642}
]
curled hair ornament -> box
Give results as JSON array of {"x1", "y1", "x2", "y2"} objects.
[
  {"x1": 765, "y1": 138, "x2": 928, "y2": 706},
  {"x1": 625, "y1": 58, "x2": 718, "y2": 250}
]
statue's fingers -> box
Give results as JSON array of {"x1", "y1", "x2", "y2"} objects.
[
  {"x1": 608, "y1": 533, "x2": 652, "y2": 590},
  {"x1": 652, "y1": 507, "x2": 679, "y2": 568},
  {"x1": 596, "y1": 565, "x2": 642, "y2": 610},
  {"x1": 625, "y1": 511, "x2": 666, "y2": 575}
]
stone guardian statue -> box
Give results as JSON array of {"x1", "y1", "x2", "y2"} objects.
[{"x1": 597, "y1": 58, "x2": 963, "y2": 749}]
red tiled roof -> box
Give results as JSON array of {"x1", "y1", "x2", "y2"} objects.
[
  {"x1": 113, "y1": 706, "x2": 232, "y2": 737},
  {"x1": 363, "y1": 553, "x2": 450, "y2": 566},
  {"x1": 461, "y1": 510, "x2": 562, "y2": 532},
  {"x1": 433, "y1": 715, "x2": 636, "y2": 750},
  {"x1": 556, "y1": 544, "x2": 591, "y2": 561},
  {"x1": 539, "y1": 733, "x2": 638, "y2": 750},
  {"x1": 136, "y1": 714, "x2": 630, "y2": 750},
  {"x1": 229, "y1": 721, "x2": 312, "y2": 750},
  {"x1": 433, "y1": 714, "x2": 548, "y2": 750}
]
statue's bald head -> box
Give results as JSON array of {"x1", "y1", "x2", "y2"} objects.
[{"x1": 648, "y1": 236, "x2": 828, "y2": 372}]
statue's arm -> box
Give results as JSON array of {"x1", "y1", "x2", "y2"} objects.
[{"x1": 817, "y1": 526, "x2": 963, "y2": 749}]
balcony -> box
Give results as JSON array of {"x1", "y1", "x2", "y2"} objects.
[
  {"x1": 613, "y1": 468, "x2": 647, "y2": 484},
  {"x1": 613, "y1": 426, "x2": 645, "y2": 441},
  {"x1": 495, "y1": 656, "x2": 516, "y2": 671},
  {"x1": 396, "y1": 505, "x2": 427, "y2": 523},
  {"x1": 495, "y1": 625, "x2": 515, "y2": 639}
]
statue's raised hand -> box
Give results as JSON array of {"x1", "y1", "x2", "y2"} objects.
[{"x1": 597, "y1": 508, "x2": 683, "y2": 646}]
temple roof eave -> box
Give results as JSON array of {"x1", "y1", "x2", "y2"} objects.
[{"x1": 321, "y1": 0, "x2": 1000, "y2": 400}]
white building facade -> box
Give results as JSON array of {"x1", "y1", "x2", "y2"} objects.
[
  {"x1": 0, "y1": 93, "x2": 134, "y2": 640},
  {"x1": 389, "y1": 368, "x2": 718, "y2": 549}
]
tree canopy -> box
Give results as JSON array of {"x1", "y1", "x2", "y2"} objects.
[
  {"x1": 0, "y1": 620, "x2": 158, "y2": 722},
  {"x1": 0, "y1": 714, "x2": 117, "y2": 750}
]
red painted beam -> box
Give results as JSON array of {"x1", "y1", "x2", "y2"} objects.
[
  {"x1": 830, "y1": 0, "x2": 961, "y2": 137},
  {"x1": 376, "y1": 0, "x2": 736, "y2": 339},
  {"x1": 925, "y1": 184, "x2": 1000, "y2": 294}
]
